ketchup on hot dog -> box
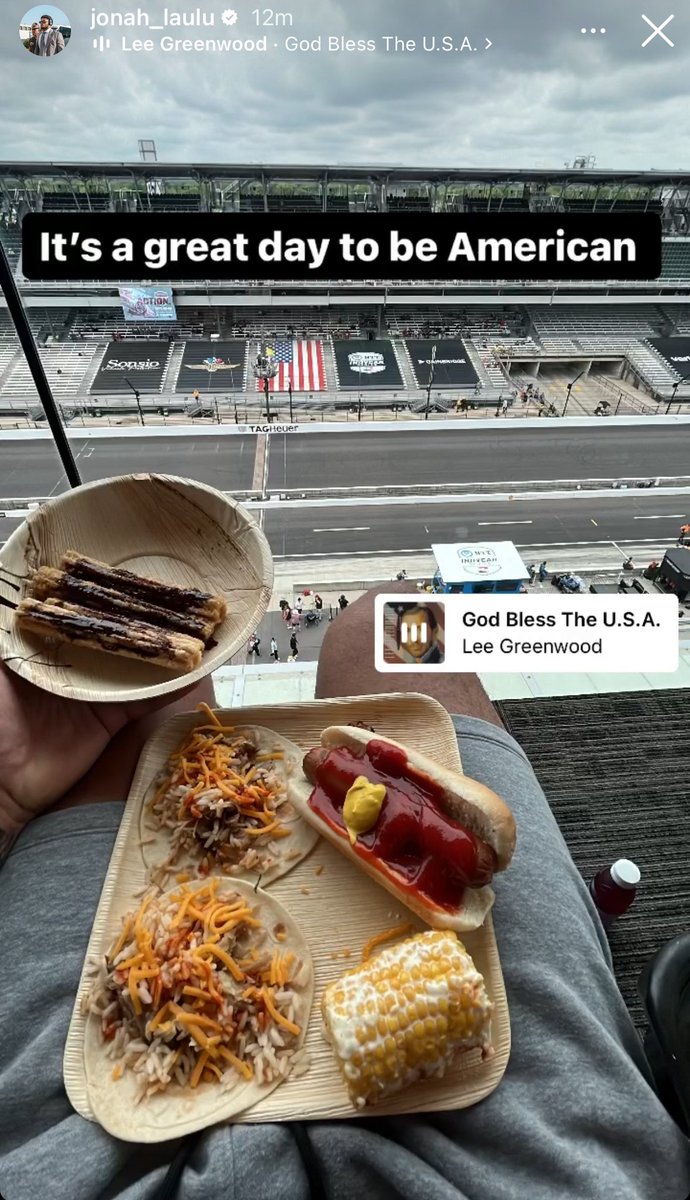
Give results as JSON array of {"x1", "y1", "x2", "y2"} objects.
[{"x1": 303, "y1": 739, "x2": 496, "y2": 912}]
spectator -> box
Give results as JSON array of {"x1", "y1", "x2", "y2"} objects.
[
  {"x1": 23, "y1": 21, "x2": 40, "y2": 52},
  {"x1": 248, "y1": 633, "x2": 260, "y2": 657},
  {"x1": 270, "y1": 636, "x2": 279, "y2": 661},
  {"x1": 314, "y1": 594, "x2": 323, "y2": 612},
  {"x1": 32, "y1": 13, "x2": 65, "y2": 55},
  {"x1": 289, "y1": 632, "x2": 298, "y2": 656},
  {"x1": 528, "y1": 564, "x2": 537, "y2": 584},
  {"x1": 338, "y1": 594, "x2": 349, "y2": 611},
  {"x1": 295, "y1": 596, "x2": 303, "y2": 614},
  {"x1": 538, "y1": 562, "x2": 548, "y2": 582}
]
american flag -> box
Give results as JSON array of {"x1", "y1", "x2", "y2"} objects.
[{"x1": 256, "y1": 340, "x2": 325, "y2": 392}]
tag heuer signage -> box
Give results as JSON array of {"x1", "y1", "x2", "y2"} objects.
[{"x1": 91, "y1": 341, "x2": 168, "y2": 393}]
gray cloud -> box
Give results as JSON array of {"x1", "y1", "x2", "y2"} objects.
[{"x1": 0, "y1": 0, "x2": 688, "y2": 167}]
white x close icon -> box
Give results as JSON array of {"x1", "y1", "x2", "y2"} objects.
[{"x1": 641, "y1": 13, "x2": 675, "y2": 47}]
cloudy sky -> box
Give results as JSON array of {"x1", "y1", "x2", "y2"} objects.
[{"x1": 2, "y1": 0, "x2": 689, "y2": 168}]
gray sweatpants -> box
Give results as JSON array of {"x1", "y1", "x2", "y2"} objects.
[{"x1": 1, "y1": 716, "x2": 688, "y2": 1200}]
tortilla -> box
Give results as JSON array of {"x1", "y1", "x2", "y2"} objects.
[
  {"x1": 140, "y1": 724, "x2": 320, "y2": 888},
  {"x1": 82, "y1": 878, "x2": 314, "y2": 1142}
]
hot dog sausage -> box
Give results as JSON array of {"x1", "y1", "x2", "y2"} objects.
[{"x1": 302, "y1": 745, "x2": 495, "y2": 889}]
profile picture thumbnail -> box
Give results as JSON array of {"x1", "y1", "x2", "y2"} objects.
[
  {"x1": 383, "y1": 601, "x2": 445, "y2": 665},
  {"x1": 20, "y1": 7, "x2": 71, "y2": 56}
]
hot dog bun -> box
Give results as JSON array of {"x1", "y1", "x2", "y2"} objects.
[{"x1": 287, "y1": 726, "x2": 516, "y2": 933}]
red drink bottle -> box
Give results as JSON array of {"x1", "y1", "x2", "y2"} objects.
[{"x1": 590, "y1": 859, "x2": 640, "y2": 929}]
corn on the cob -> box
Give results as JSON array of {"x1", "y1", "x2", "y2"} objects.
[{"x1": 322, "y1": 930, "x2": 493, "y2": 1109}]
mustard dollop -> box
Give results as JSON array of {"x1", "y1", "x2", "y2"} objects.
[{"x1": 343, "y1": 776, "x2": 386, "y2": 845}]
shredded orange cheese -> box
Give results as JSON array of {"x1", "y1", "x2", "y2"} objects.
[
  {"x1": 361, "y1": 922, "x2": 414, "y2": 962},
  {"x1": 104, "y1": 882, "x2": 302, "y2": 1093},
  {"x1": 110, "y1": 916, "x2": 134, "y2": 961},
  {"x1": 261, "y1": 986, "x2": 301, "y2": 1036},
  {"x1": 219, "y1": 1046, "x2": 254, "y2": 1080},
  {"x1": 195, "y1": 942, "x2": 245, "y2": 982},
  {"x1": 152, "y1": 722, "x2": 289, "y2": 870},
  {"x1": 190, "y1": 1050, "x2": 209, "y2": 1088}
]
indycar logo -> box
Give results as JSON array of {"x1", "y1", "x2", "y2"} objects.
[
  {"x1": 348, "y1": 351, "x2": 385, "y2": 374},
  {"x1": 188, "y1": 356, "x2": 242, "y2": 374},
  {"x1": 458, "y1": 546, "x2": 501, "y2": 576}
]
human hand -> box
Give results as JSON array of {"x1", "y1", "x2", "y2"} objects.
[{"x1": 0, "y1": 663, "x2": 196, "y2": 835}]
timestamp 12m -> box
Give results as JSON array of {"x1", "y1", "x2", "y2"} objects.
[{"x1": 252, "y1": 8, "x2": 294, "y2": 25}]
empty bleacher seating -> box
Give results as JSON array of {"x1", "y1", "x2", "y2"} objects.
[
  {"x1": 0, "y1": 226, "x2": 22, "y2": 274},
  {"x1": 41, "y1": 193, "x2": 111, "y2": 212},
  {"x1": 660, "y1": 241, "x2": 690, "y2": 279},
  {"x1": 387, "y1": 196, "x2": 432, "y2": 213},
  {"x1": 530, "y1": 305, "x2": 664, "y2": 350},
  {"x1": 146, "y1": 194, "x2": 203, "y2": 211},
  {"x1": 266, "y1": 194, "x2": 322, "y2": 213},
  {"x1": 0, "y1": 342, "x2": 102, "y2": 401}
]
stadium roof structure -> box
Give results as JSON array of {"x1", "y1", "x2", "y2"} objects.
[
  {"x1": 3, "y1": 162, "x2": 688, "y2": 232},
  {"x1": 2, "y1": 162, "x2": 690, "y2": 186}
]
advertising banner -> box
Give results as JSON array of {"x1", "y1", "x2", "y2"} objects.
[
  {"x1": 333, "y1": 339, "x2": 402, "y2": 389},
  {"x1": 176, "y1": 341, "x2": 246, "y2": 392},
  {"x1": 406, "y1": 340, "x2": 479, "y2": 388},
  {"x1": 91, "y1": 341, "x2": 168, "y2": 393},
  {"x1": 648, "y1": 337, "x2": 690, "y2": 375},
  {"x1": 119, "y1": 286, "x2": 177, "y2": 321}
]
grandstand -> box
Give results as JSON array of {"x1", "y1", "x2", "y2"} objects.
[
  {"x1": 2, "y1": 162, "x2": 689, "y2": 229},
  {"x1": 1, "y1": 163, "x2": 690, "y2": 417}
]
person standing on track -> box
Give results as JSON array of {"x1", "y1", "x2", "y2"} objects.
[{"x1": 270, "y1": 637, "x2": 279, "y2": 661}]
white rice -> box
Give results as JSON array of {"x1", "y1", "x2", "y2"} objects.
[
  {"x1": 146, "y1": 733, "x2": 293, "y2": 887},
  {"x1": 84, "y1": 886, "x2": 306, "y2": 1099}
]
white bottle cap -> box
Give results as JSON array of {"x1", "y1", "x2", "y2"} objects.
[{"x1": 611, "y1": 859, "x2": 641, "y2": 889}]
